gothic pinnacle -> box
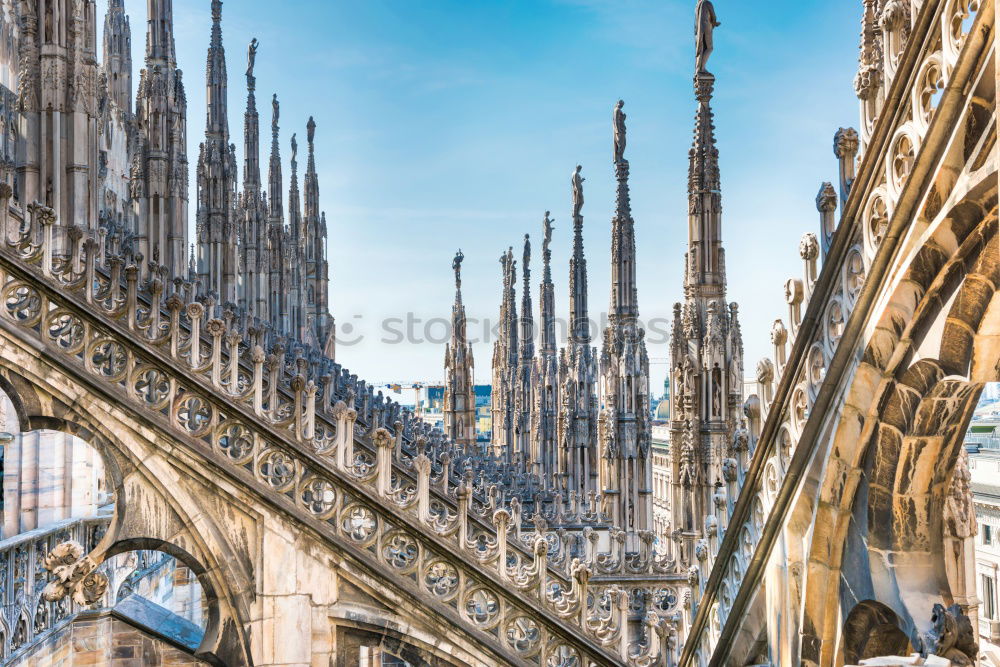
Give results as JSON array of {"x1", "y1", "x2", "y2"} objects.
[
  {"x1": 540, "y1": 211, "x2": 556, "y2": 355},
  {"x1": 569, "y1": 166, "x2": 589, "y2": 344},
  {"x1": 268, "y1": 94, "x2": 283, "y2": 221},
  {"x1": 613, "y1": 99, "x2": 632, "y2": 222},
  {"x1": 520, "y1": 233, "x2": 534, "y2": 362},
  {"x1": 541, "y1": 211, "x2": 553, "y2": 283},
  {"x1": 611, "y1": 99, "x2": 637, "y2": 320},
  {"x1": 206, "y1": 0, "x2": 229, "y2": 140}
]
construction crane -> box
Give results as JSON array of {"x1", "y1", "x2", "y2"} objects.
[{"x1": 383, "y1": 382, "x2": 442, "y2": 419}]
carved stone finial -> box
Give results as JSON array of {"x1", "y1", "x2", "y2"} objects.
[
  {"x1": 834, "y1": 127, "x2": 859, "y2": 159},
  {"x1": 770, "y1": 319, "x2": 788, "y2": 345},
  {"x1": 816, "y1": 182, "x2": 837, "y2": 213},
  {"x1": 799, "y1": 233, "x2": 819, "y2": 260},
  {"x1": 372, "y1": 427, "x2": 393, "y2": 449}
]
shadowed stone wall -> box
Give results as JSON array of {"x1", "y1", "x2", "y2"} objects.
[{"x1": 14, "y1": 610, "x2": 206, "y2": 665}]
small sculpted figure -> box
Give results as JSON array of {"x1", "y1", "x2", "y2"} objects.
[
  {"x1": 613, "y1": 100, "x2": 627, "y2": 163},
  {"x1": 453, "y1": 249, "x2": 464, "y2": 290},
  {"x1": 571, "y1": 165, "x2": 585, "y2": 218},
  {"x1": 695, "y1": 0, "x2": 721, "y2": 73},
  {"x1": 247, "y1": 38, "x2": 259, "y2": 78}
]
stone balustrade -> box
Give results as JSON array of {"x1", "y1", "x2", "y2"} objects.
[
  {"x1": 0, "y1": 191, "x2": 686, "y2": 665},
  {"x1": 0, "y1": 515, "x2": 110, "y2": 660}
]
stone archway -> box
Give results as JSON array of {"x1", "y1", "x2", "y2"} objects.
[
  {"x1": 842, "y1": 601, "x2": 912, "y2": 664},
  {"x1": 797, "y1": 178, "x2": 998, "y2": 665},
  {"x1": 0, "y1": 353, "x2": 255, "y2": 665},
  {"x1": 103, "y1": 538, "x2": 222, "y2": 662},
  {"x1": 334, "y1": 619, "x2": 469, "y2": 667}
]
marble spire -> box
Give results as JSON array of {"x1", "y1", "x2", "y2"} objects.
[
  {"x1": 559, "y1": 166, "x2": 598, "y2": 497},
  {"x1": 609, "y1": 100, "x2": 638, "y2": 322},
  {"x1": 444, "y1": 250, "x2": 476, "y2": 450},
  {"x1": 533, "y1": 212, "x2": 559, "y2": 482},
  {"x1": 196, "y1": 0, "x2": 239, "y2": 304},
  {"x1": 515, "y1": 234, "x2": 535, "y2": 468},
  {"x1": 491, "y1": 248, "x2": 518, "y2": 459},
  {"x1": 300, "y1": 117, "x2": 333, "y2": 352},
  {"x1": 241, "y1": 37, "x2": 267, "y2": 318},
  {"x1": 669, "y1": 4, "x2": 744, "y2": 567},
  {"x1": 686, "y1": 70, "x2": 723, "y2": 295},
  {"x1": 146, "y1": 0, "x2": 177, "y2": 65},
  {"x1": 539, "y1": 212, "x2": 556, "y2": 356},
  {"x1": 103, "y1": 0, "x2": 132, "y2": 112},
  {"x1": 267, "y1": 94, "x2": 286, "y2": 331},
  {"x1": 243, "y1": 39, "x2": 261, "y2": 195},
  {"x1": 599, "y1": 99, "x2": 651, "y2": 550},
  {"x1": 568, "y1": 166, "x2": 589, "y2": 344},
  {"x1": 132, "y1": 0, "x2": 188, "y2": 278},
  {"x1": 206, "y1": 0, "x2": 229, "y2": 140}
]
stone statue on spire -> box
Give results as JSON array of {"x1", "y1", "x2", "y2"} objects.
[
  {"x1": 247, "y1": 38, "x2": 259, "y2": 80},
  {"x1": 613, "y1": 100, "x2": 627, "y2": 163},
  {"x1": 542, "y1": 212, "x2": 553, "y2": 256},
  {"x1": 291, "y1": 133, "x2": 297, "y2": 164},
  {"x1": 453, "y1": 249, "x2": 464, "y2": 290},
  {"x1": 695, "y1": 0, "x2": 720, "y2": 73},
  {"x1": 571, "y1": 165, "x2": 585, "y2": 218},
  {"x1": 272, "y1": 94, "x2": 279, "y2": 131}
]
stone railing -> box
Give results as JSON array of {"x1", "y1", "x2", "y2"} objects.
[
  {"x1": 678, "y1": 0, "x2": 987, "y2": 662},
  {"x1": 0, "y1": 198, "x2": 688, "y2": 664},
  {"x1": 0, "y1": 516, "x2": 110, "y2": 662}
]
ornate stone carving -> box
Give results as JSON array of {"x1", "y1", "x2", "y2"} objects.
[
  {"x1": 944, "y1": 450, "x2": 976, "y2": 539},
  {"x1": 920, "y1": 603, "x2": 978, "y2": 665},
  {"x1": 41, "y1": 541, "x2": 108, "y2": 606}
]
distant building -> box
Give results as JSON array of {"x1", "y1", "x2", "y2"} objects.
[
  {"x1": 652, "y1": 378, "x2": 670, "y2": 423},
  {"x1": 651, "y1": 424, "x2": 671, "y2": 545},
  {"x1": 423, "y1": 385, "x2": 492, "y2": 443},
  {"x1": 970, "y1": 440, "x2": 1000, "y2": 663},
  {"x1": 968, "y1": 385, "x2": 1000, "y2": 663}
]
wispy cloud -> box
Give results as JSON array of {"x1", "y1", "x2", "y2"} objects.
[{"x1": 551, "y1": 0, "x2": 689, "y2": 71}]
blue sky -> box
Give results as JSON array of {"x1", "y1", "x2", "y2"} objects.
[{"x1": 105, "y1": 0, "x2": 861, "y2": 395}]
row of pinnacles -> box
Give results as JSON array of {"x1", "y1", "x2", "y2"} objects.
[
  {"x1": 441, "y1": 99, "x2": 656, "y2": 554},
  {"x1": 0, "y1": 0, "x2": 742, "y2": 662},
  {"x1": 9, "y1": 0, "x2": 334, "y2": 358},
  {"x1": 0, "y1": 179, "x2": 687, "y2": 664}
]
